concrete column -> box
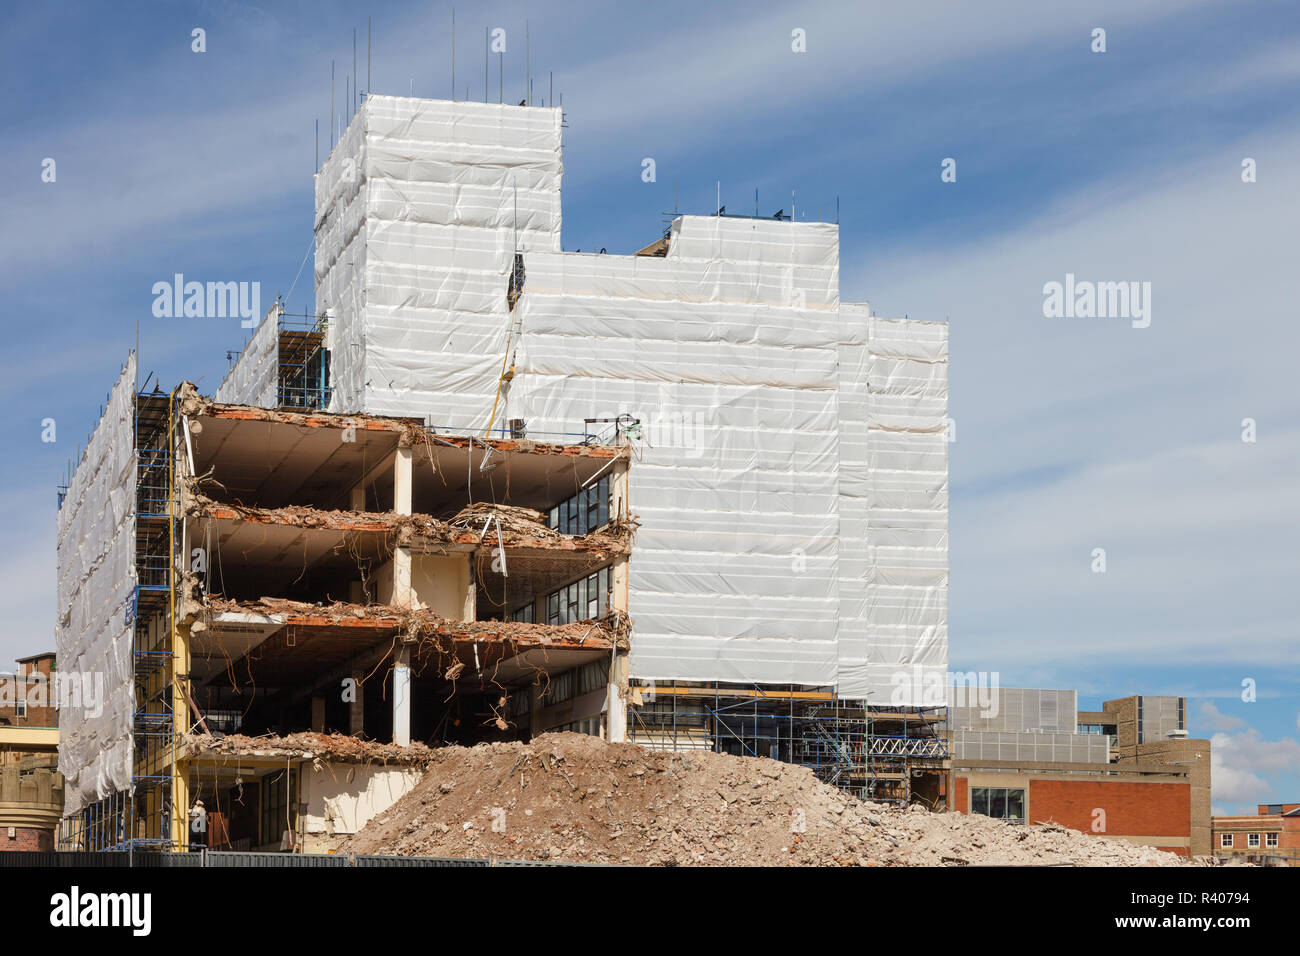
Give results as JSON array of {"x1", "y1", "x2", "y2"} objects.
[
  {"x1": 311, "y1": 696, "x2": 325, "y2": 732},
  {"x1": 461, "y1": 555, "x2": 476, "y2": 621},
  {"x1": 394, "y1": 446, "x2": 413, "y2": 515},
  {"x1": 348, "y1": 674, "x2": 365, "y2": 736},
  {"x1": 606, "y1": 649, "x2": 629, "y2": 743},
  {"x1": 391, "y1": 448, "x2": 415, "y2": 613},
  {"x1": 392, "y1": 547, "x2": 413, "y2": 609},
  {"x1": 350, "y1": 483, "x2": 366, "y2": 511},
  {"x1": 393, "y1": 644, "x2": 411, "y2": 746},
  {"x1": 612, "y1": 555, "x2": 630, "y2": 613}
]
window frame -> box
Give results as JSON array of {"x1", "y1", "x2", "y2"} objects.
[{"x1": 970, "y1": 786, "x2": 1026, "y2": 824}]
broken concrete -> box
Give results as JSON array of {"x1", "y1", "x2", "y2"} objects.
[
  {"x1": 199, "y1": 596, "x2": 629, "y2": 649},
  {"x1": 183, "y1": 731, "x2": 437, "y2": 767},
  {"x1": 342, "y1": 733, "x2": 1214, "y2": 866}
]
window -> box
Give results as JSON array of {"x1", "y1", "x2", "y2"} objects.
[
  {"x1": 1220, "y1": 833, "x2": 1233, "y2": 848},
  {"x1": 548, "y1": 475, "x2": 610, "y2": 535},
  {"x1": 507, "y1": 603, "x2": 535, "y2": 623},
  {"x1": 15, "y1": 697, "x2": 26, "y2": 719},
  {"x1": 546, "y1": 566, "x2": 613, "y2": 625},
  {"x1": 1266, "y1": 833, "x2": 1279, "y2": 847},
  {"x1": 1265, "y1": 804, "x2": 1283, "y2": 815},
  {"x1": 971, "y1": 787, "x2": 1025, "y2": 824},
  {"x1": 261, "y1": 769, "x2": 298, "y2": 848},
  {"x1": 1247, "y1": 833, "x2": 1260, "y2": 848}
]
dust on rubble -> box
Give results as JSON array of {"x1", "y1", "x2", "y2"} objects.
[{"x1": 340, "y1": 733, "x2": 1209, "y2": 867}]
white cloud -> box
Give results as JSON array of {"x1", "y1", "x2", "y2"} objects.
[
  {"x1": 866, "y1": 123, "x2": 1300, "y2": 671},
  {"x1": 1198, "y1": 700, "x2": 1246, "y2": 733},
  {"x1": 1210, "y1": 728, "x2": 1300, "y2": 805}
]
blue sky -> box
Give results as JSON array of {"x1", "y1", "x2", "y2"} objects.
[{"x1": 2, "y1": 0, "x2": 1297, "y2": 812}]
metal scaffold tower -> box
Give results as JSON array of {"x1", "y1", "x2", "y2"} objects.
[
  {"x1": 130, "y1": 390, "x2": 179, "y2": 849},
  {"x1": 627, "y1": 684, "x2": 949, "y2": 805},
  {"x1": 276, "y1": 313, "x2": 332, "y2": 411},
  {"x1": 58, "y1": 388, "x2": 181, "y2": 851}
]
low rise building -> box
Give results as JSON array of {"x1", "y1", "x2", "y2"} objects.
[
  {"x1": 1212, "y1": 804, "x2": 1300, "y2": 866},
  {"x1": 947, "y1": 689, "x2": 1210, "y2": 858}
]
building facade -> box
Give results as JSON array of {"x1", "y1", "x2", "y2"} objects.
[
  {"x1": 948, "y1": 690, "x2": 1211, "y2": 858},
  {"x1": 0, "y1": 652, "x2": 62, "y2": 850},
  {"x1": 1212, "y1": 804, "x2": 1300, "y2": 866},
  {"x1": 56, "y1": 93, "x2": 950, "y2": 849}
]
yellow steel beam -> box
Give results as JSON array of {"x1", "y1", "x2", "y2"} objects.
[{"x1": 0, "y1": 727, "x2": 59, "y2": 748}]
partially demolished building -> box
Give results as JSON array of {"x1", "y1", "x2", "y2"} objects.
[{"x1": 56, "y1": 94, "x2": 948, "y2": 850}]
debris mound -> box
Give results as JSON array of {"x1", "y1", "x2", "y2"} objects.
[{"x1": 341, "y1": 733, "x2": 1203, "y2": 866}]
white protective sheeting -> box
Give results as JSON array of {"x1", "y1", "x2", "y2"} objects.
[
  {"x1": 309, "y1": 97, "x2": 948, "y2": 700},
  {"x1": 215, "y1": 303, "x2": 281, "y2": 406},
  {"x1": 511, "y1": 216, "x2": 842, "y2": 686},
  {"x1": 56, "y1": 354, "x2": 137, "y2": 815},
  {"x1": 837, "y1": 313, "x2": 949, "y2": 703},
  {"x1": 315, "y1": 95, "x2": 562, "y2": 424}
]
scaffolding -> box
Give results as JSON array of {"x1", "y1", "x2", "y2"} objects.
[
  {"x1": 628, "y1": 684, "x2": 949, "y2": 805},
  {"x1": 61, "y1": 391, "x2": 180, "y2": 851},
  {"x1": 276, "y1": 314, "x2": 331, "y2": 411}
]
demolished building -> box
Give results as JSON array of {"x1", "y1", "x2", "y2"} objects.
[{"x1": 55, "y1": 94, "x2": 949, "y2": 850}]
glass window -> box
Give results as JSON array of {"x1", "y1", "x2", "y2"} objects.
[
  {"x1": 545, "y1": 566, "x2": 613, "y2": 625},
  {"x1": 1006, "y1": 788, "x2": 1024, "y2": 823},
  {"x1": 547, "y1": 475, "x2": 611, "y2": 535},
  {"x1": 261, "y1": 769, "x2": 298, "y2": 848},
  {"x1": 971, "y1": 787, "x2": 1025, "y2": 824},
  {"x1": 1221, "y1": 833, "x2": 1233, "y2": 848},
  {"x1": 1266, "y1": 833, "x2": 1279, "y2": 847},
  {"x1": 1247, "y1": 833, "x2": 1260, "y2": 847}
]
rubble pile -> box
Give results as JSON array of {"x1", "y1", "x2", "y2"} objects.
[{"x1": 342, "y1": 733, "x2": 1204, "y2": 866}]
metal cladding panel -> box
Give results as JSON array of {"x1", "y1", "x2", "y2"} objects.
[
  {"x1": 952, "y1": 729, "x2": 1109, "y2": 764},
  {"x1": 949, "y1": 688, "x2": 1080, "y2": 734},
  {"x1": 55, "y1": 355, "x2": 136, "y2": 815}
]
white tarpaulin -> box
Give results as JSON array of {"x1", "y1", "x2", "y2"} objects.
[
  {"x1": 56, "y1": 354, "x2": 136, "y2": 815},
  {"x1": 511, "y1": 216, "x2": 843, "y2": 686},
  {"x1": 837, "y1": 312, "x2": 949, "y2": 703},
  {"x1": 307, "y1": 96, "x2": 947, "y2": 701},
  {"x1": 314, "y1": 95, "x2": 562, "y2": 424},
  {"x1": 215, "y1": 302, "x2": 281, "y2": 407}
]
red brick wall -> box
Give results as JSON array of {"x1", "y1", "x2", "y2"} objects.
[
  {"x1": 1029, "y1": 779, "x2": 1190, "y2": 837},
  {"x1": 0, "y1": 827, "x2": 54, "y2": 852}
]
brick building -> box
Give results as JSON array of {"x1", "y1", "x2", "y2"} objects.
[
  {"x1": 947, "y1": 689, "x2": 1210, "y2": 858},
  {"x1": 1212, "y1": 804, "x2": 1300, "y2": 866},
  {"x1": 0, "y1": 652, "x2": 62, "y2": 851},
  {"x1": 0, "y1": 651, "x2": 58, "y2": 767}
]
